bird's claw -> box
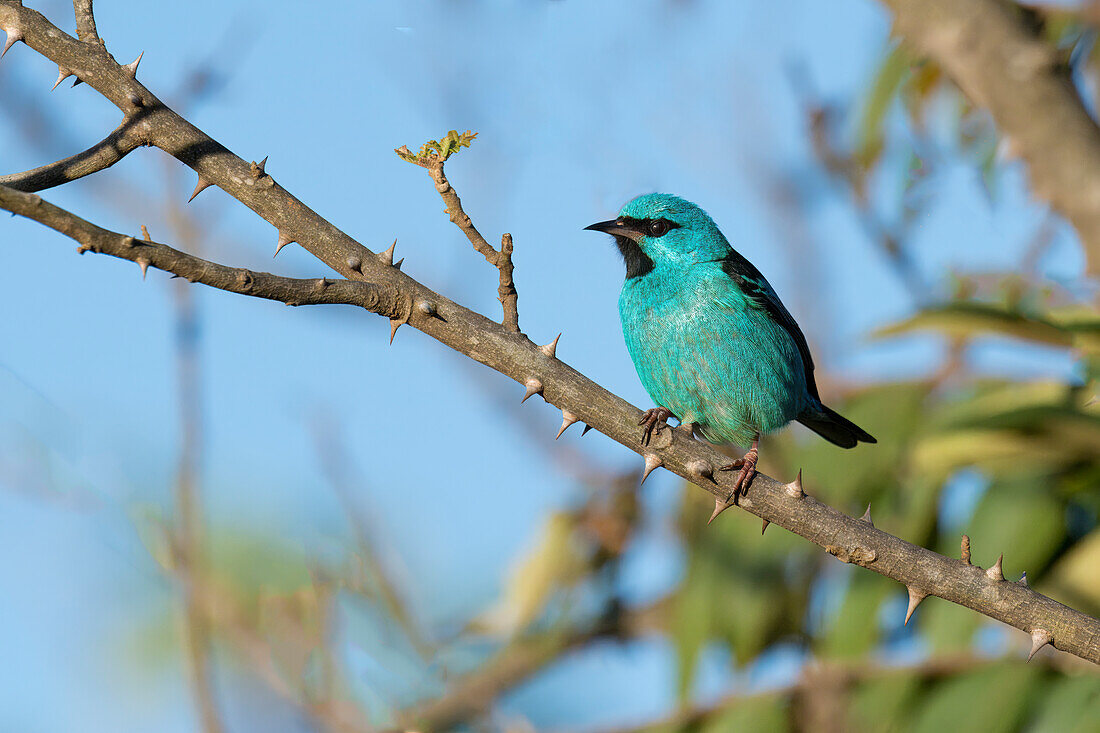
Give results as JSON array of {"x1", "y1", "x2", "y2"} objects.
[
  {"x1": 638, "y1": 407, "x2": 675, "y2": 446},
  {"x1": 719, "y1": 441, "x2": 759, "y2": 497}
]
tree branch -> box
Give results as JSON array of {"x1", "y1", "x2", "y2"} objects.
[
  {"x1": 600, "y1": 651, "x2": 1069, "y2": 733},
  {"x1": 0, "y1": 185, "x2": 404, "y2": 316},
  {"x1": 877, "y1": 0, "x2": 1100, "y2": 275},
  {"x1": 71, "y1": 0, "x2": 99, "y2": 45},
  {"x1": 403, "y1": 600, "x2": 668, "y2": 731},
  {"x1": 2, "y1": 0, "x2": 1098, "y2": 666},
  {"x1": 0, "y1": 117, "x2": 145, "y2": 191}
]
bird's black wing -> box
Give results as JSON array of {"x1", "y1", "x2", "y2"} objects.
[{"x1": 718, "y1": 250, "x2": 821, "y2": 402}]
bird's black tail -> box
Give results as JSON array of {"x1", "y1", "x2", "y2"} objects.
[{"x1": 797, "y1": 405, "x2": 876, "y2": 449}]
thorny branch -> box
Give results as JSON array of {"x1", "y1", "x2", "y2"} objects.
[
  {"x1": 0, "y1": 186, "x2": 404, "y2": 316},
  {"x1": 1, "y1": 0, "x2": 1099, "y2": 668},
  {"x1": 0, "y1": 116, "x2": 146, "y2": 191}
]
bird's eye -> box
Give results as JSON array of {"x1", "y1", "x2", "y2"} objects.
[{"x1": 648, "y1": 219, "x2": 670, "y2": 237}]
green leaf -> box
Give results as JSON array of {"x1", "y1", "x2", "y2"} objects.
[
  {"x1": 849, "y1": 672, "x2": 920, "y2": 731},
  {"x1": 876, "y1": 303, "x2": 1073, "y2": 348},
  {"x1": 966, "y1": 483, "x2": 1065, "y2": 576},
  {"x1": 1028, "y1": 674, "x2": 1100, "y2": 733},
  {"x1": 701, "y1": 696, "x2": 791, "y2": 733},
  {"x1": 911, "y1": 429, "x2": 1070, "y2": 482},
  {"x1": 919, "y1": 593, "x2": 980, "y2": 652},
  {"x1": 818, "y1": 572, "x2": 893, "y2": 659},
  {"x1": 475, "y1": 511, "x2": 585, "y2": 635},
  {"x1": 394, "y1": 129, "x2": 478, "y2": 166},
  {"x1": 911, "y1": 663, "x2": 1041, "y2": 733},
  {"x1": 856, "y1": 42, "x2": 914, "y2": 170},
  {"x1": 672, "y1": 489, "x2": 812, "y2": 697},
  {"x1": 1048, "y1": 528, "x2": 1100, "y2": 616}
]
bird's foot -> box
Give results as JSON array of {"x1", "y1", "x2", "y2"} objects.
[
  {"x1": 638, "y1": 407, "x2": 675, "y2": 446},
  {"x1": 718, "y1": 436, "x2": 759, "y2": 496}
]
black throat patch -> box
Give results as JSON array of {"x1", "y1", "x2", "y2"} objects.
[{"x1": 615, "y1": 235, "x2": 655, "y2": 279}]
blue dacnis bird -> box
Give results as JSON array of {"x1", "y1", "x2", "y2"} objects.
[{"x1": 586, "y1": 193, "x2": 875, "y2": 495}]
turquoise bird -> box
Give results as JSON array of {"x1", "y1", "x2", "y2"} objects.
[{"x1": 586, "y1": 193, "x2": 875, "y2": 494}]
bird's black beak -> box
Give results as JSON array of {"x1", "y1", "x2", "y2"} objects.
[{"x1": 584, "y1": 218, "x2": 643, "y2": 241}]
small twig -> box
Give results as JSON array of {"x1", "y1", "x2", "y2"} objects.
[
  {"x1": 402, "y1": 599, "x2": 667, "y2": 731},
  {"x1": 72, "y1": 0, "x2": 99, "y2": 45},
  {"x1": 497, "y1": 232, "x2": 519, "y2": 332},
  {"x1": 427, "y1": 159, "x2": 521, "y2": 331},
  {"x1": 397, "y1": 132, "x2": 521, "y2": 332},
  {"x1": 308, "y1": 414, "x2": 433, "y2": 658},
  {"x1": 0, "y1": 117, "x2": 146, "y2": 192},
  {"x1": 427, "y1": 158, "x2": 497, "y2": 263}
]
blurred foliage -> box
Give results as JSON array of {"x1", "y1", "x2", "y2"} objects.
[{"x1": 109, "y1": 7, "x2": 1100, "y2": 732}]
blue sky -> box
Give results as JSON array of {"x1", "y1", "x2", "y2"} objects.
[{"x1": 0, "y1": 1, "x2": 1082, "y2": 730}]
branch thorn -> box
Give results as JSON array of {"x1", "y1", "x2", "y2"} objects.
[
  {"x1": 52, "y1": 67, "x2": 73, "y2": 91},
  {"x1": 640, "y1": 453, "x2": 662, "y2": 484},
  {"x1": 250, "y1": 156, "x2": 268, "y2": 179},
  {"x1": 393, "y1": 257, "x2": 404, "y2": 270},
  {"x1": 521, "y1": 378, "x2": 543, "y2": 403},
  {"x1": 555, "y1": 410, "x2": 579, "y2": 439},
  {"x1": 904, "y1": 586, "x2": 927, "y2": 625},
  {"x1": 785, "y1": 469, "x2": 804, "y2": 498},
  {"x1": 187, "y1": 177, "x2": 212, "y2": 203},
  {"x1": 1, "y1": 28, "x2": 23, "y2": 59},
  {"x1": 761, "y1": 518, "x2": 770, "y2": 535},
  {"x1": 274, "y1": 231, "x2": 295, "y2": 257},
  {"x1": 539, "y1": 333, "x2": 561, "y2": 359},
  {"x1": 123, "y1": 50, "x2": 143, "y2": 77},
  {"x1": 346, "y1": 256, "x2": 362, "y2": 273},
  {"x1": 986, "y1": 554, "x2": 1005, "y2": 582},
  {"x1": 378, "y1": 240, "x2": 397, "y2": 266},
  {"x1": 137, "y1": 257, "x2": 150, "y2": 280},
  {"x1": 860, "y1": 504, "x2": 873, "y2": 526},
  {"x1": 1027, "y1": 628, "x2": 1053, "y2": 662},
  {"x1": 389, "y1": 317, "x2": 405, "y2": 344},
  {"x1": 581, "y1": 424, "x2": 593, "y2": 436},
  {"x1": 708, "y1": 491, "x2": 735, "y2": 525}
]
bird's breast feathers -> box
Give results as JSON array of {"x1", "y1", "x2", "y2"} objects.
[{"x1": 619, "y1": 263, "x2": 809, "y2": 445}]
